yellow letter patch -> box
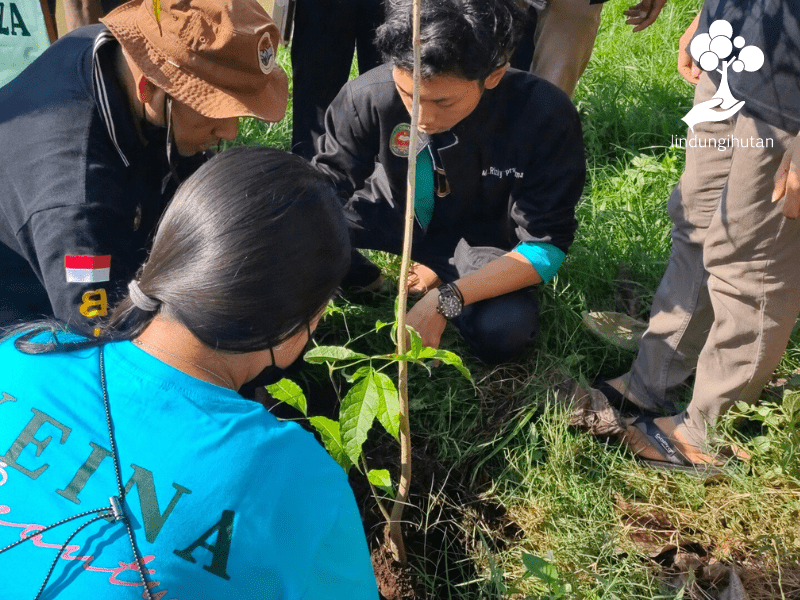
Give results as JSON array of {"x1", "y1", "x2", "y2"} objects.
[{"x1": 79, "y1": 289, "x2": 108, "y2": 318}]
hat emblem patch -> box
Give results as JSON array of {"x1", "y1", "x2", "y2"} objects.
[{"x1": 258, "y1": 32, "x2": 275, "y2": 74}]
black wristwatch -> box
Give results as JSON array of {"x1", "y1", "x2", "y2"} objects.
[{"x1": 436, "y1": 283, "x2": 464, "y2": 319}]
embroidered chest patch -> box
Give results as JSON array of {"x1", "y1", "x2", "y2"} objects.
[{"x1": 390, "y1": 123, "x2": 411, "y2": 157}]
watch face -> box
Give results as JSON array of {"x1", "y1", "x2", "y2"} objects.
[{"x1": 437, "y1": 285, "x2": 462, "y2": 318}]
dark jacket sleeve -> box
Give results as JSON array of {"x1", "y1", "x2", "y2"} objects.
[
  {"x1": 311, "y1": 82, "x2": 382, "y2": 202},
  {"x1": 21, "y1": 203, "x2": 142, "y2": 334},
  {"x1": 14, "y1": 135, "x2": 148, "y2": 334},
  {"x1": 509, "y1": 86, "x2": 585, "y2": 254}
]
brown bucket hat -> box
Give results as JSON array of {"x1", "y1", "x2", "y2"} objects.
[{"x1": 101, "y1": 0, "x2": 288, "y2": 122}]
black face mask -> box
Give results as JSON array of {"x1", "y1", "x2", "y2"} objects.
[
  {"x1": 259, "y1": 326, "x2": 315, "y2": 385},
  {"x1": 240, "y1": 325, "x2": 315, "y2": 396}
]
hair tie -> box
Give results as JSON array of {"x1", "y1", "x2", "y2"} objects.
[{"x1": 128, "y1": 280, "x2": 161, "y2": 313}]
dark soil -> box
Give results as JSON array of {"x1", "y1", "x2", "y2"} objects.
[
  {"x1": 370, "y1": 529, "x2": 416, "y2": 600},
  {"x1": 350, "y1": 428, "x2": 523, "y2": 599}
]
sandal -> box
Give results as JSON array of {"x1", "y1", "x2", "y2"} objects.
[
  {"x1": 622, "y1": 415, "x2": 725, "y2": 477},
  {"x1": 593, "y1": 379, "x2": 659, "y2": 418}
]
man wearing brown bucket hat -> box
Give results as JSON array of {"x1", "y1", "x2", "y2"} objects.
[{"x1": 0, "y1": 0, "x2": 287, "y2": 333}]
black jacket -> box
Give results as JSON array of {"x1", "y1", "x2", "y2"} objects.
[
  {"x1": 312, "y1": 65, "x2": 585, "y2": 260},
  {"x1": 0, "y1": 25, "x2": 204, "y2": 331}
]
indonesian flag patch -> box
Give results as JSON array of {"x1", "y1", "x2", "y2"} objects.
[{"x1": 65, "y1": 255, "x2": 111, "y2": 283}]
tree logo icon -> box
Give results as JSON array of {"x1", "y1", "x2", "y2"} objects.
[{"x1": 682, "y1": 20, "x2": 765, "y2": 132}]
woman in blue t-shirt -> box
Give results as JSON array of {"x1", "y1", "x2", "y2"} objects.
[{"x1": 0, "y1": 147, "x2": 377, "y2": 600}]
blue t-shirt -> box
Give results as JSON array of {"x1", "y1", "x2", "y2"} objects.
[{"x1": 0, "y1": 336, "x2": 377, "y2": 599}]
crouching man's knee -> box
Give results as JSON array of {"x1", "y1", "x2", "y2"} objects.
[{"x1": 454, "y1": 288, "x2": 539, "y2": 364}]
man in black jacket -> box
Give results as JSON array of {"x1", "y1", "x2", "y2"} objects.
[
  {"x1": 0, "y1": 0, "x2": 288, "y2": 333},
  {"x1": 313, "y1": 0, "x2": 586, "y2": 364}
]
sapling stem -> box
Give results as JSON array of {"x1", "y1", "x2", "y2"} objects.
[
  {"x1": 362, "y1": 455, "x2": 392, "y2": 523},
  {"x1": 388, "y1": 0, "x2": 421, "y2": 565}
]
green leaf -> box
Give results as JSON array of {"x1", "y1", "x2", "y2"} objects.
[
  {"x1": 152, "y1": 0, "x2": 161, "y2": 26},
  {"x1": 783, "y1": 391, "x2": 800, "y2": 417},
  {"x1": 367, "y1": 468, "x2": 395, "y2": 498},
  {"x1": 324, "y1": 302, "x2": 344, "y2": 317},
  {"x1": 375, "y1": 320, "x2": 389, "y2": 331},
  {"x1": 265, "y1": 379, "x2": 306, "y2": 416},
  {"x1": 309, "y1": 416, "x2": 353, "y2": 472},
  {"x1": 752, "y1": 435, "x2": 772, "y2": 454},
  {"x1": 406, "y1": 325, "x2": 423, "y2": 358},
  {"x1": 417, "y1": 346, "x2": 437, "y2": 359},
  {"x1": 343, "y1": 366, "x2": 372, "y2": 384},
  {"x1": 522, "y1": 553, "x2": 559, "y2": 586},
  {"x1": 373, "y1": 372, "x2": 400, "y2": 440},
  {"x1": 431, "y1": 349, "x2": 473, "y2": 381},
  {"x1": 387, "y1": 322, "x2": 423, "y2": 357},
  {"x1": 339, "y1": 371, "x2": 382, "y2": 465},
  {"x1": 304, "y1": 346, "x2": 369, "y2": 364},
  {"x1": 351, "y1": 366, "x2": 372, "y2": 382}
]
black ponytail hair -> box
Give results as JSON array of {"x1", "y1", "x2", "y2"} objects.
[{"x1": 12, "y1": 146, "x2": 351, "y2": 354}]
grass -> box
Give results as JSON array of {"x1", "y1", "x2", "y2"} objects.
[{"x1": 236, "y1": 2, "x2": 800, "y2": 597}]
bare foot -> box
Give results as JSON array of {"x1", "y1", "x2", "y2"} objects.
[{"x1": 407, "y1": 263, "x2": 441, "y2": 296}]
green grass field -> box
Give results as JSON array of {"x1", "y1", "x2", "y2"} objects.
[{"x1": 236, "y1": 2, "x2": 800, "y2": 597}]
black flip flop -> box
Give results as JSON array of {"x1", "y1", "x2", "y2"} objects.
[
  {"x1": 592, "y1": 379, "x2": 659, "y2": 418},
  {"x1": 626, "y1": 415, "x2": 724, "y2": 477}
]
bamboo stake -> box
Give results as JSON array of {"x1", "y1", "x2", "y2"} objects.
[{"x1": 388, "y1": 0, "x2": 422, "y2": 565}]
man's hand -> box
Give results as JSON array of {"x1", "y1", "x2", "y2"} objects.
[
  {"x1": 405, "y1": 289, "x2": 446, "y2": 350},
  {"x1": 678, "y1": 13, "x2": 702, "y2": 84},
  {"x1": 624, "y1": 0, "x2": 668, "y2": 32},
  {"x1": 773, "y1": 134, "x2": 800, "y2": 219}
]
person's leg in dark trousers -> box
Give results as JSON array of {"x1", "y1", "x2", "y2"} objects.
[
  {"x1": 452, "y1": 288, "x2": 539, "y2": 364},
  {"x1": 291, "y1": 0, "x2": 384, "y2": 159},
  {"x1": 438, "y1": 240, "x2": 539, "y2": 364}
]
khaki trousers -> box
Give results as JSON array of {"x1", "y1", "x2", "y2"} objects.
[{"x1": 622, "y1": 73, "x2": 800, "y2": 446}]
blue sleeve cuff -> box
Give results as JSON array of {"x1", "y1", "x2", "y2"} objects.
[{"x1": 514, "y1": 242, "x2": 566, "y2": 283}]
